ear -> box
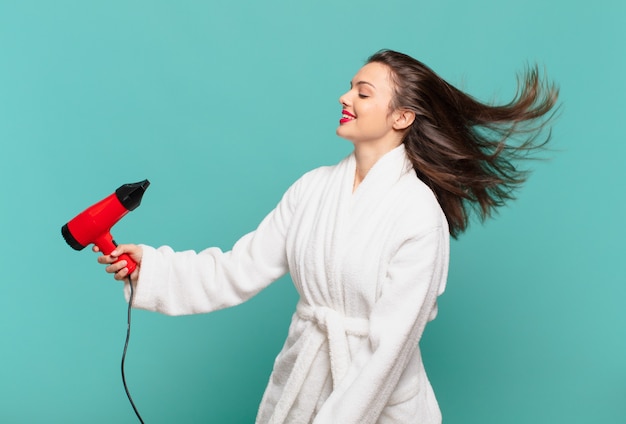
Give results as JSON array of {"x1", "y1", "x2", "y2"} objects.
[{"x1": 392, "y1": 109, "x2": 415, "y2": 130}]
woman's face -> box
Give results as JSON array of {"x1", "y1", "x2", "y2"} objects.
[{"x1": 336, "y1": 62, "x2": 403, "y2": 146}]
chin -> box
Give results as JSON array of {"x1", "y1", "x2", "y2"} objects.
[{"x1": 336, "y1": 126, "x2": 353, "y2": 141}]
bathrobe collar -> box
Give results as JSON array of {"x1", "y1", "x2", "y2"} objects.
[{"x1": 350, "y1": 142, "x2": 414, "y2": 200}]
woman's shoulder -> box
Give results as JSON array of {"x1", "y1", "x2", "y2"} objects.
[
  {"x1": 395, "y1": 170, "x2": 449, "y2": 235},
  {"x1": 280, "y1": 161, "x2": 344, "y2": 207},
  {"x1": 292, "y1": 154, "x2": 351, "y2": 188}
]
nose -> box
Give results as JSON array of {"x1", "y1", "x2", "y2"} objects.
[{"x1": 338, "y1": 90, "x2": 350, "y2": 107}]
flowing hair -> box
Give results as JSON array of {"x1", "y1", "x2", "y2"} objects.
[{"x1": 367, "y1": 50, "x2": 559, "y2": 238}]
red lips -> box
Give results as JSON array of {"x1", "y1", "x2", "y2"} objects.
[{"x1": 339, "y1": 109, "x2": 356, "y2": 125}]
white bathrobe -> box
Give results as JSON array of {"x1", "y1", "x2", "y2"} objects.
[{"x1": 129, "y1": 144, "x2": 450, "y2": 423}]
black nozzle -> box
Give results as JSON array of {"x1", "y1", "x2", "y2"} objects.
[
  {"x1": 61, "y1": 223, "x2": 85, "y2": 251},
  {"x1": 115, "y1": 179, "x2": 150, "y2": 211}
]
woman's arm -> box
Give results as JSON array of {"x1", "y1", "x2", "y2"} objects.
[{"x1": 98, "y1": 176, "x2": 303, "y2": 316}]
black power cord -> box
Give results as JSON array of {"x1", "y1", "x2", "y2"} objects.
[{"x1": 122, "y1": 276, "x2": 145, "y2": 423}]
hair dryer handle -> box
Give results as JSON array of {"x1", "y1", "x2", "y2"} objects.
[
  {"x1": 95, "y1": 233, "x2": 138, "y2": 275},
  {"x1": 114, "y1": 253, "x2": 138, "y2": 275}
]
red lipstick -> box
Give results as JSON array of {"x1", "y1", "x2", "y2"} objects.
[{"x1": 339, "y1": 109, "x2": 356, "y2": 125}]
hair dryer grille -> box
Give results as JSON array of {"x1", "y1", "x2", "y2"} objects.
[{"x1": 61, "y1": 223, "x2": 84, "y2": 250}]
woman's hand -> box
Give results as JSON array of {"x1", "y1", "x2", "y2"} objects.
[{"x1": 93, "y1": 244, "x2": 143, "y2": 282}]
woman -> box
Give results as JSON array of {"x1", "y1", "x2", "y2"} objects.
[{"x1": 97, "y1": 50, "x2": 558, "y2": 423}]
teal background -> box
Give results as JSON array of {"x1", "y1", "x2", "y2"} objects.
[{"x1": 1, "y1": 0, "x2": 624, "y2": 422}]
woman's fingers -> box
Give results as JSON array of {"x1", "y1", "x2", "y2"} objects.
[
  {"x1": 105, "y1": 259, "x2": 127, "y2": 274},
  {"x1": 93, "y1": 243, "x2": 142, "y2": 282}
]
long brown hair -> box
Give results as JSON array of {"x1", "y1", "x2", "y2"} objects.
[{"x1": 367, "y1": 50, "x2": 559, "y2": 238}]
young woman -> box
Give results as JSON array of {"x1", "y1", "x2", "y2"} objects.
[{"x1": 97, "y1": 50, "x2": 558, "y2": 423}]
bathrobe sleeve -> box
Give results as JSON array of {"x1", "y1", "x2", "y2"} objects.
[
  {"x1": 313, "y1": 225, "x2": 449, "y2": 424},
  {"x1": 124, "y1": 176, "x2": 304, "y2": 316}
]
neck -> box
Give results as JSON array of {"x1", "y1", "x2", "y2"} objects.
[{"x1": 352, "y1": 141, "x2": 402, "y2": 192}]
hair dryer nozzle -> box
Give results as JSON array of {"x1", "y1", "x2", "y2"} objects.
[
  {"x1": 115, "y1": 180, "x2": 150, "y2": 211},
  {"x1": 61, "y1": 223, "x2": 86, "y2": 250}
]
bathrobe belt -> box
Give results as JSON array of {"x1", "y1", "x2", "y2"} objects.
[{"x1": 268, "y1": 302, "x2": 369, "y2": 423}]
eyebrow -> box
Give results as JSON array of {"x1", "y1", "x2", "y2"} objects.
[{"x1": 350, "y1": 80, "x2": 376, "y2": 89}]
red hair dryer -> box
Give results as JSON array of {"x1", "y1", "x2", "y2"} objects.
[{"x1": 62, "y1": 180, "x2": 150, "y2": 274}]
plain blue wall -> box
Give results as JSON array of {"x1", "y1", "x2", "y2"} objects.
[{"x1": 1, "y1": 0, "x2": 624, "y2": 422}]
